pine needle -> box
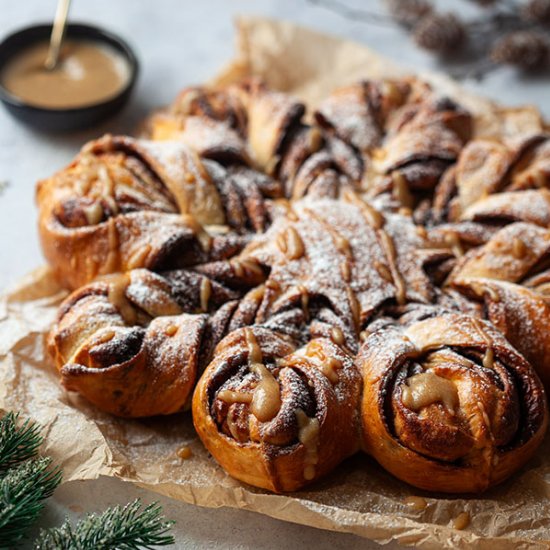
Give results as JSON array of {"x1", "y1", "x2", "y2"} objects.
[
  {"x1": 0, "y1": 412, "x2": 43, "y2": 476},
  {"x1": 35, "y1": 499, "x2": 175, "y2": 550},
  {"x1": 0, "y1": 457, "x2": 62, "y2": 548}
]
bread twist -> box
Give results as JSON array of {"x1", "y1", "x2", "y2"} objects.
[{"x1": 40, "y1": 76, "x2": 550, "y2": 494}]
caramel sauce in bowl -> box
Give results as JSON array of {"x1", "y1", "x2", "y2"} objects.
[{"x1": 0, "y1": 23, "x2": 138, "y2": 131}]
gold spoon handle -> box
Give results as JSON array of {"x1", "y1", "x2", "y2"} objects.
[{"x1": 44, "y1": 0, "x2": 72, "y2": 70}]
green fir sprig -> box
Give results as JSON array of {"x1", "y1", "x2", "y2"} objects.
[
  {"x1": 0, "y1": 412, "x2": 61, "y2": 548},
  {"x1": 35, "y1": 499, "x2": 175, "y2": 550},
  {"x1": 0, "y1": 412, "x2": 175, "y2": 548},
  {"x1": 0, "y1": 457, "x2": 62, "y2": 548},
  {"x1": 0, "y1": 412, "x2": 174, "y2": 550},
  {"x1": 0, "y1": 412, "x2": 43, "y2": 476}
]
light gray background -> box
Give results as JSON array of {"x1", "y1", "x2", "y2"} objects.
[{"x1": 1, "y1": 1, "x2": 548, "y2": 548}]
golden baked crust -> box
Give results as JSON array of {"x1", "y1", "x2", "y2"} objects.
[
  {"x1": 193, "y1": 327, "x2": 361, "y2": 492},
  {"x1": 357, "y1": 310, "x2": 547, "y2": 493},
  {"x1": 37, "y1": 134, "x2": 274, "y2": 289},
  {"x1": 40, "y1": 76, "x2": 550, "y2": 494}
]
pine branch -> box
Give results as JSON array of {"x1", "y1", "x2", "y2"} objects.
[
  {"x1": 35, "y1": 499, "x2": 175, "y2": 550},
  {"x1": 0, "y1": 412, "x2": 43, "y2": 477},
  {"x1": 0, "y1": 414, "x2": 173, "y2": 549},
  {"x1": 0, "y1": 457, "x2": 62, "y2": 548}
]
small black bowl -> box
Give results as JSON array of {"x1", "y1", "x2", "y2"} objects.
[{"x1": 0, "y1": 23, "x2": 139, "y2": 132}]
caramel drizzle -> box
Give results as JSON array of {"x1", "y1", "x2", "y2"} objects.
[
  {"x1": 482, "y1": 347, "x2": 494, "y2": 369},
  {"x1": 245, "y1": 327, "x2": 262, "y2": 363},
  {"x1": 230, "y1": 258, "x2": 245, "y2": 278},
  {"x1": 102, "y1": 218, "x2": 120, "y2": 275},
  {"x1": 249, "y1": 285, "x2": 267, "y2": 305},
  {"x1": 295, "y1": 408, "x2": 320, "y2": 481},
  {"x1": 177, "y1": 446, "x2": 192, "y2": 460},
  {"x1": 276, "y1": 226, "x2": 305, "y2": 261},
  {"x1": 217, "y1": 390, "x2": 253, "y2": 404},
  {"x1": 265, "y1": 154, "x2": 280, "y2": 177},
  {"x1": 106, "y1": 273, "x2": 137, "y2": 325},
  {"x1": 470, "y1": 281, "x2": 500, "y2": 303},
  {"x1": 98, "y1": 164, "x2": 119, "y2": 215},
  {"x1": 404, "y1": 496, "x2": 428, "y2": 511},
  {"x1": 512, "y1": 237, "x2": 527, "y2": 259},
  {"x1": 200, "y1": 278, "x2": 211, "y2": 312},
  {"x1": 83, "y1": 201, "x2": 103, "y2": 225},
  {"x1": 244, "y1": 328, "x2": 282, "y2": 423},
  {"x1": 374, "y1": 260, "x2": 393, "y2": 283},
  {"x1": 240, "y1": 258, "x2": 265, "y2": 278},
  {"x1": 334, "y1": 234, "x2": 351, "y2": 254},
  {"x1": 452, "y1": 511, "x2": 470, "y2": 531},
  {"x1": 95, "y1": 329, "x2": 115, "y2": 344},
  {"x1": 297, "y1": 284, "x2": 309, "y2": 320},
  {"x1": 342, "y1": 189, "x2": 383, "y2": 230},
  {"x1": 286, "y1": 226, "x2": 305, "y2": 260},
  {"x1": 401, "y1": 371, "x2": 459, "y2": 412},
  {"x1": 127, "y1": 244, "x2": 152, "y2": 270},
  {"x1": 445, "y1": 232, "x2": 464, "y2": 258},
  {"x1": 347, "y1": 286, "x2": 361, "y2": 330},
  {"x1": 230, "y1": 257, "x2": 265, "y2": 281},
  {"x1": 330, "y1": 326, "x2": 345, "y2": 347},
  {"x1": 304, "y1": 341, "x2": 343, "y2": 384},
  {"x1": 392, "y1": 170, "x2": 414, "y2": 209},
  {"x1": 343, "y1": 191, "x2": 406, "y2": 306},
  {"x1": 165, "y1": 324, "x2": 178, "y2": 336},
  {"x1": 250, "y1": 365, "x2": 281, "y2": 422},
  {"x1": 265, "y1": 279, "x2": 281, "y2": 291},
  {"x1": 308, "y1": 127, "x2": 323, "y2": 153},
  {"x1": 181, "y1": 213, "x2": 213, "y2": 251},
  {"x1": 471, "y1": 318, "x2": 495, "y2": 370},
  {"x1": 217, "y1": 330, "x2": 281, "y2": 423},
  {"x1": 340, "y1": 261, "x2": 351, "y2": 282}
]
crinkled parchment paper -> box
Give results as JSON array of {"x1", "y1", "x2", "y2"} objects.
[{"x1": 2, "y1": 17, "x2": 550, "y2": 549}]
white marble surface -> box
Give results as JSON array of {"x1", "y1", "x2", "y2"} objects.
[{"x1": 1, "y1": 1, "x2": 549, "y2": 548}]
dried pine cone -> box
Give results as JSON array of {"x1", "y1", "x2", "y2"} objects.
[
  {"x1": 413, "y1": 13, "x2": 466, "y2": 52},
  {"x1": 522, "y1": 0, "x2": 550, "y2": 24},
  {"x1": 385, "y1": 0, "x2": 433, "y2": 28},
  {"x1": 491, "y1": 31, "x2": 549, "y2": 69}
]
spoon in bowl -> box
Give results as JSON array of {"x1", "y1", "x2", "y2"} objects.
[{"x1": 44, "y1": 0, "x2": 72, "y2": 70}]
